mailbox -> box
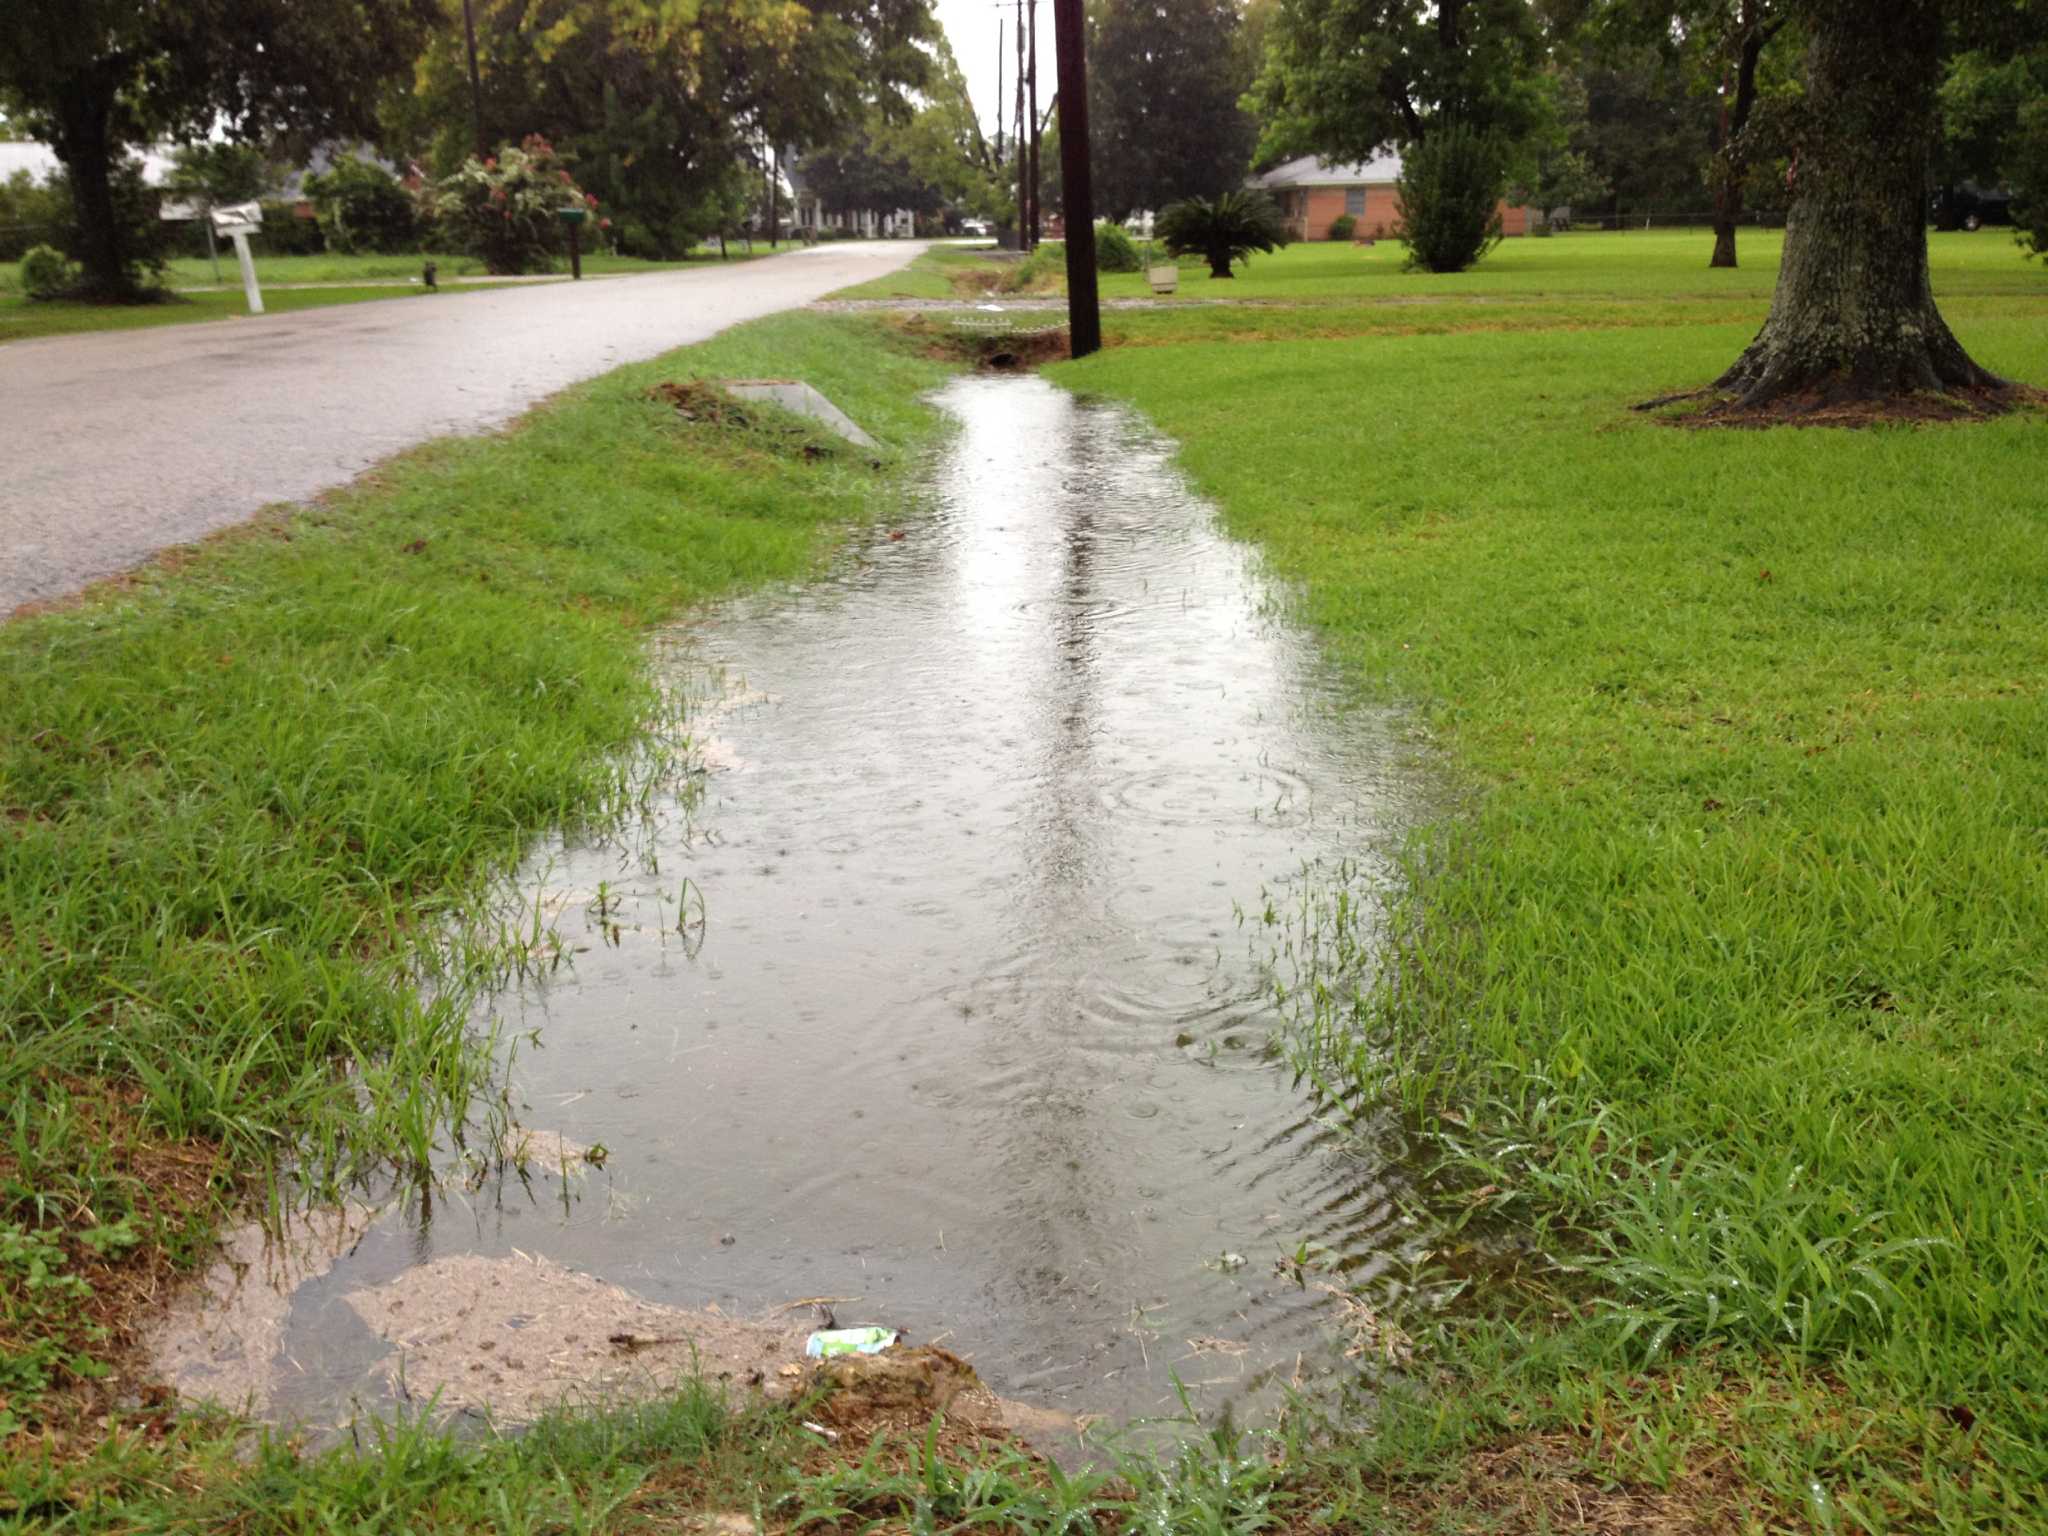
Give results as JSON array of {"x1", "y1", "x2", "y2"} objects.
[{"x1": 210, "y1": 201, "x2": 264, "y2": 238}]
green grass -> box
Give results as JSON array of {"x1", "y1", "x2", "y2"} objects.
[
  {"x1": 827, "y1": 241, "x2": 1009, "y2": 300},
  {"x1": 1050, "y1": 272, "x2": 2048, "y2": 1529},
  {"x1": 158, "y1": 245, "x2": 755, "y2": 288},
  {"x1": 0, "y1": 313, "x2": 951, "y2": 1437},
  {"x1": 0, "y1": 247, "x2": 760, "y2": 345},
  {"x1": 3, "y1": 1364, "x2": 1292, "y2": 1533},
  {"x1": 1097, "y1": 226, "x2": 2045, "y2": 303},
  {"x1": 0, "y1": 283, "x2": 502, "y2": 345},
  {"x1": 9, "y1": 228, "x2": 2048, "y2": 1531}
]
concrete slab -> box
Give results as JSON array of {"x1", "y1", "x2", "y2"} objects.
[{"x1": 720, "y1": 379, "x2": 879, "y2": 449}]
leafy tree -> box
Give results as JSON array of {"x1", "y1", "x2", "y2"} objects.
[
  {"x1": 1695, "y1": 1, "x2": 1796, "y2": 265},
  {"x1": 799, "y1": 40, "x2": 1007, "y2": 233},
  {"x1": 0, "y1": 170, "x2": 69, "y2": 261},
  {"x1": 1086, "y1": 0, "x2": 1258, "y2": 219},
  {"x1": 394, "y1": 0, "x2": 935, "y2": 258},
  {"x1": 1701, "y1": 0, "x2": 2044, "y2": 408},
  {"x1": 1571, "y1": 42, "x2": 1719, "y2": 218},
  {"x1": 1247, "y1": 0, "x2": 1553, "y2": 164},
  {"x1": 1157, "y1": 190, "x2": 1288, "y2": 277},
  {"x1": 1938, "y1": 42, "x2": 2048, "y2": 251},
  {"x1": 305, "y1": 158, "x2": 421, "y2": 254},
  {"x1": 0, "y1": 0, "x2": 436, "y2": 299},
  {"x1": 1599, "y1": 0, "x2": 1798, "y2": 264},
  {"x1": 1507, "y1": 67, "x2": 1612, "y2": 222},
  {"x1": 2015, "y1": 94, "x2": 2048, "y2": 259},
  {"x1": 0, "y1": 157, "x2": 172, "y2": 287},
  {"x1": 798, "y1": 140, "x2": 941, "y2": 227},
  {"x1": 165, "y1": 143, "x2": 276, "y2": 210}
]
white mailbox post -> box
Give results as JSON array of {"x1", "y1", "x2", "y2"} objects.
[{"x1": 210, "y1": 201, "x2": 265, "y2": 315}]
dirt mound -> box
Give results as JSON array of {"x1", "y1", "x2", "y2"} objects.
[
  {"x1": 801, "y1": 1346, "x2": 1084, "y2": 1462},
  {"x1": 648, "y1": 380, "x2": 762, "y2": 428}
]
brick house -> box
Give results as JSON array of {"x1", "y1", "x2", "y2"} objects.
[{"x1": 1253, "y1": 153, "x2": 1537, "y2": 241}]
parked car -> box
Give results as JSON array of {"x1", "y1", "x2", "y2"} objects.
[
  {"x1": 1931, "y1": 183, "x2": 2015, "y2": 231},
  {"x1": 957, "y1": 218, "x2": 992, "y2": 237}
]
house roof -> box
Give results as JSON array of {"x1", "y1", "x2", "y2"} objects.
[{"x1": 1253, "y1": 152, "x2": 1404, "y2": 189}]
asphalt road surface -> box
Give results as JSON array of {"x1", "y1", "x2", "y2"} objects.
[{"x1": 0, "y1": 241, "x2": 929, "y2": 615}]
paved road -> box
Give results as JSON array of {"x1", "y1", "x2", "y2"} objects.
[{"x1": 1, "y1": 241, "x2": 928, "y2": 614}]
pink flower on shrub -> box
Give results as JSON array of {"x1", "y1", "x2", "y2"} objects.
[
  {"x1": 599, "y1": 217, "x2": 612, "y2": 229},
  {"x1": 484, "y1": 157, "x2": 498, "y2": 169},
  {"x1": 559, "y1": 170, "x2": 573, "y2": 184},
  {"x1": 585, "y1": 193, "x2": 599, "y2": 209}
]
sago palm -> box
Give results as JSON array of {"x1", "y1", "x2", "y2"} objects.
[{"x1": 1156, "y1": 191, "x2": 1288, "y2": 279}]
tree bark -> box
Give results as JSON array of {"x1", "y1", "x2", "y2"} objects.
[
  {"x1": 1708, "y1": 3, "x2": 1778, "y2": 270},
  {"x1": 1715, "y1": 0, "x2": 2003, "y2": 405},
  {"x1": 51, "y1": 80, "x2": 139, "y2": 301}
]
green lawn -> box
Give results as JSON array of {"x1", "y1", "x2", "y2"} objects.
[
  {"x1": 1099, "y1": 226, "x2": 2044, "y2": 302},
  {"x1": 0, "y1": 246, "x2": 760, "y2": 345},
  {"x1": 1048, "y1": 259, "x2": 2048, "y2": 1531},
  {"x1": 826, "y1": 240, "x2": 1009, "y2": 300},
  {"x1": 0, "y1": 283, "x2": 497, "y2": 346},
  {"x1": 158, "y1": 244, "x2": 758, "y2": 288}
]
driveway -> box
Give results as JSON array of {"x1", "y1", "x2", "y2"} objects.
[{"x1": 0, "y1": 240, "x2": 929, "y2": 614}]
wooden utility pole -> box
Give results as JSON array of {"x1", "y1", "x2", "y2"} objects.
[
  {"x1": 1052, "y1": 0, "x2": 1099, "y2": 356},
  {"x1": 1027, "y1": 0, "x2": 1041, "y2": 247},
  {"x1": 995, "y1": 17, "x2": 1005, "y2": 166},
  {"x1": 461, "y1": 0, "x2": 487, "y2": 159},
  {"x1": 1015, "y1": 0, "x2": 1028, "y2": 249}
]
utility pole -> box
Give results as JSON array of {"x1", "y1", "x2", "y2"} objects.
[
  {"x1": 1015, "y1": 0, "x2": 1028, "y2": 250},
  {"x1": 1052, "y1": 0, "x2": 1099, "y2": 356},
  {"x1": 994, "y1": 17, "x2": 1005, "y2": 167},
  {"x1": 461, "y1": 0, "x2": 486, "y2": 160},
  {"x1": 1027, "y1": 0, "x2": 1041, "y2": 247}
]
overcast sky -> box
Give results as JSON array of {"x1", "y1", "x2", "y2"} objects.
[{"x1": 932, "y1": 0, "x2": 1062, "y2": 142}]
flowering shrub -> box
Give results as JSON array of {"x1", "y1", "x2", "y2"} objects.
[{"x1": 435, "y1": 136, "x2": 599, "y2": 275}]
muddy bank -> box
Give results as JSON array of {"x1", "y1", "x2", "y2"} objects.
[{"x1": 147, "y1": 1207, "x2": 1081, "y2": 1451}]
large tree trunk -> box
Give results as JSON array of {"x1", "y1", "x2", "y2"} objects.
[
  {"x1": 51, "y1": 82, "x2": 140, "y2": 302},
  {"x1": 1714, "y1": 0, "x2": 2003, "y2": 406}
]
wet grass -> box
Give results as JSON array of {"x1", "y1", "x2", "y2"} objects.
[
  {"x1": 827, "y1": 242, "x2": 1011, "y2": 301},
  {"x1": 1096, "y1": 226, "x2": 2044, "y2": 303},
  {"x1": 3, "y1": 1371, "x2": 1298, "y2": 1534},
  {"x1": 0, "y1": 283, "x2": 511, "y2": 346},
  {"x1": 0, "y1": 312, "x2": 950, "y2": 1437},
  {"x1": 0, "y1": 248, "x2": 749, "y2": 345},
  {"x1": 156, "y1": 246, "x2": 756, "y2": 288},
  {"x1": 1052, "y1": 288, "x2": 2048, "y2": 1529}
]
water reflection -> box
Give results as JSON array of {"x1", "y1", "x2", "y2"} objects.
[{"x1": 165, "y1": 375, "x2": 1430, "y2": 1432}]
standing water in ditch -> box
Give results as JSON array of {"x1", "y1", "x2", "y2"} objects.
[{"x1": 156, "y1": 374, "x2": 1430, "y2": 1436}]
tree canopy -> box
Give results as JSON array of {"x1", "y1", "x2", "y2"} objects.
[
  {"x1": 386, "y1": 0, "x2": 938, "y2": 257},
  {"x1": 0, "y1": 0, "x2": 435, "y2": 295},
  {"x1": 1085, "y1": 0, "x2": 1259, "y2": 219},
  {"x1": 1246, "y1": 0, "x2": 1555, "y2": 162}
]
